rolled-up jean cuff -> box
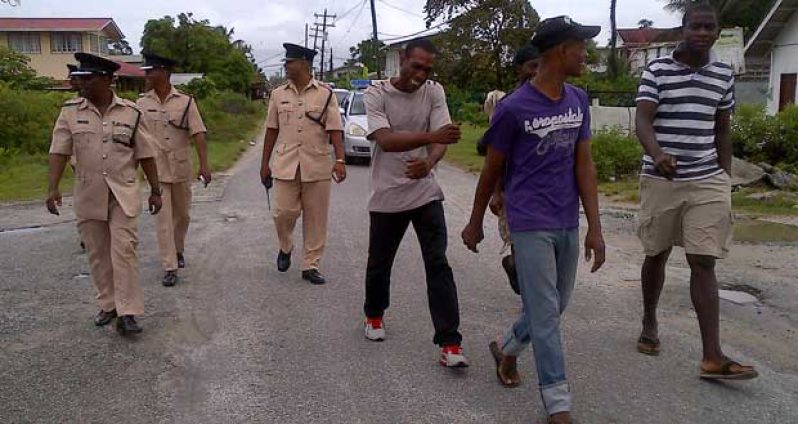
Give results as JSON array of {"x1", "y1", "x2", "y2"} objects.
[
  {"x1": 540, "y1": 381, "x2": 571, "y2": 414},
  {"x1": 501, "y1": 328, "x2": 527, "y2": 357}
]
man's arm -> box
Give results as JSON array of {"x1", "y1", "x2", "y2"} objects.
[
  {"x1": 370, "y1": 126, "x2": 459, "y2": 152},
  {"x1": 636, "y1": 101, "x2": 676, "y2": 179},
  {"x1": 575, "y1": 140, "x2": 605, "y2": 272},
  {"x1": 462, "y1": 146, "x2": 507, "y2": 252},
  {"x1": 139, "y1": 157, "x2": 163, "y2": 214},
  {"x1": 192, "y1": 132, "x2": 211, "y2": 182},
  {"x1": 715, "y1": 109, "x2": 733, "y2": 175},
  {"x1": 46, "y1": 154, "x2": 68, "y2": 215},
  {"x1": 260, "y1": 128, "x2": 279, "y2": 180}
]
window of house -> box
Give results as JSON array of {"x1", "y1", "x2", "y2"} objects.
[
  {"x1": 7, "y1": 32, "x2": 42, "y2": 54},
  {"x1": 89, "y1": 35, "x2": 109, "y2": 54},
  {"x1": 50, "y1": 32, "x2": 83, "y2": 53}
]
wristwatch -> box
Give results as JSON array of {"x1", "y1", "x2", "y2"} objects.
[{"x1": 335, "y1": 159, "x2": 346, "y2": 164}]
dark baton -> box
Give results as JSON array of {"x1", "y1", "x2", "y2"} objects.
[{"x1": 262, "y1": 175, "x2": 273, "y2": 210}]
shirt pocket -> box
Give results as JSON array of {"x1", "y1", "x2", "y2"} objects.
[
  {"x1": 277, "y1": 103, "x2": 295, "y2": 126},
  {"x1": 71, "y1": 126, "x2": 96, "y2": 157},
  {"x1": 112, "y1": 122, "x2": 135, "y2": 148}
]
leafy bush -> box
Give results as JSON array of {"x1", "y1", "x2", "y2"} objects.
[
  {"x1": 446, "y1": 85, "x2": 488, "y2": 126},
  {"x1": 732, "y1": 104, "x2": 798, "y2": 170},
  {"x1": 178, "y1": 77, "x2": 217, "y2": 99},
  {"x1": 591, "y1": 127, "x2": 643, "y2": 181},
  {"x1": 0, "y1": 82, "x2": 71, "y2": 154}
]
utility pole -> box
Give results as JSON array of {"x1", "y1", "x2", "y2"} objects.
[
  {"x1": 369, "y1": 0, "x2": 381, "y2": 79},
  {"x1": 314, "y1": 9, "x2": 336, "y2": 81},
  {"x1": 305, "y1": 23, "x2": 309, "y2": 49},
  {"x1": 311, "y1": 25, "x2": 321, "y2": 78},
  {"x1": 329, "y1": 48, "x2": 334, "y2": 77}
]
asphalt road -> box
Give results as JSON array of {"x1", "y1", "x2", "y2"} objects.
[{"x1": 1, "y1": 143, "x2": 797, "y2": 424}]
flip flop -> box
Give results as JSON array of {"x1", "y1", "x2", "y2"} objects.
[
  {"x1": 637, "y1": 335, "x2": 661, "y2": 356},
  {"x1": 700, "y1": 358, "x2": 759, "y2": 381},
  {"x1": 489, "y1": 341, "x2": 521, "y2": 388}
]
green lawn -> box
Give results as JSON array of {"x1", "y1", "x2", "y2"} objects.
[
  {"x1": 0, "y1": 107, "x2": 265, "y2": 203},
  {"x1": 0, "y1": 154, "x2": 74, "y2": 203},
  {"x1": 446, "y1": 124, "x2": 486, "y2": 173}
]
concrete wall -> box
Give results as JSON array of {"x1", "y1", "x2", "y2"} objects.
[
  {"x1": 590, "y1": 105, "x2": 637, "y2": 135},
  {"x1": 767, "y1": 11, "x2": 798, "y2": 115},
  {"x1": 737, "y1": 80, "x2": 768, "y2": 106}
]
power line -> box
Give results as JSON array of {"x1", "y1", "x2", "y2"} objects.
[
  {"x1": 342, "y1": 0, "x2": 369, "y2": 37},
  {"x1": 376, "y1": 0, "x2": 424, "y2": 19},
  {"x1": 379, "y1": 20, "x2": 449, "y2": 42}
]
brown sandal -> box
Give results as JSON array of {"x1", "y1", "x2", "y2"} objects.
[
  {"x1": 637, "y1": 335, "x2": 661, "y2": 356},
  {"x1": 700, "y1": 358, "x2": 759, "y2": 380},
  {"x1": 489, "y1": 341, "x2": 521, "y2": 388}
]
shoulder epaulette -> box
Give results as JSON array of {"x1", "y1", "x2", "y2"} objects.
[{"x1": 63, "y1": 98, "x2": 82, "y2": 107}]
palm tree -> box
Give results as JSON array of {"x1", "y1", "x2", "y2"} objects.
[{"x1": 638, "y1": 19, "x2": 654, "y2": 28}]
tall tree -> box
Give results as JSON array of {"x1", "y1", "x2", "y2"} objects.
[
  {"x1": 424, "y1": 0, "x2": 538, "y2": 90},
  {"x1": 638, "y1": 19, "x2": 654, "y2": 28},
  {"x1": 140, "y1": 13, "x2": 255, "y2": 93},
  {"x1": 348, "y1": 39, "x2": 386, "y2": 71}
]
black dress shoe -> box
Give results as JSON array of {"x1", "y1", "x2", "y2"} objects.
[
  {"x1": 94, "y1": 309, "x2": 117, "y2": 326},
  {"x1": 302, "y1": 269, "x2": 326, "y2": 285},
  {"x1": 116, "y1": 315, "x2": 142, "y2": 335},
  {"x1": 162, "y1": 270, "x2": 178, "y2": 287},
  {"x1": 177, "y1": 252, "x2": 186, "y2": 269},
  {"x1": 277, "y1": 250, "x2": 292, "y2": 272}
]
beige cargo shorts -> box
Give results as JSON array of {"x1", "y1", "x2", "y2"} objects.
[{"x1": 637, "y1": 172, "x2": 733, "y2": 259}]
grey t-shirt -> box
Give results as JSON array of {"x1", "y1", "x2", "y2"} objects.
[{"x1": 364, "y1": 79, "x2": 451, "y2": 213}]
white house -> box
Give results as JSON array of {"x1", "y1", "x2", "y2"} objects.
[{"x1": 745, "y1": 0, "x2": 798, "y2": 114}]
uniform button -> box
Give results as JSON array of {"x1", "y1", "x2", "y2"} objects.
[
  {"x1": 102, "y1": 154, "x2": 107, "y2": 159},
  {"x1": 298, "y1": 129, "x2": 302, "y2": 133},
  {"x1": 103, "y1": 122, "x2": 107, "y2": 126},
  {"x1": 102, "y1": 171, "x2": 108, "y2": 176},
  {"x1": 298, "y1": 116, "x2": 303, "y2": 120}
]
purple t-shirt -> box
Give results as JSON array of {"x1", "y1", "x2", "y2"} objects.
[{"x1": 483, "y1": 82, "x2": 591, "y2": 232}]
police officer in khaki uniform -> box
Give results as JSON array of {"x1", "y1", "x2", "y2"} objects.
[
  {"x1": 260, "y1": 43, "x2": 346, "y2": 285},
  {"x1": 137, "y1": 53, "x2": 210, "y2": 287},
  {"x1": 46, "y1": 53, "x2": 163, "y2": 335}
]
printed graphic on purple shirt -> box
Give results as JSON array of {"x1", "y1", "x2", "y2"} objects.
[{"x1": 483, "y1": 82, "x2": 591, "y2": 232}]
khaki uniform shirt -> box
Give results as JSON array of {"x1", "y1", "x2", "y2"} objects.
[
  {"x1": 137, "y1": 87, "x2": 207, "y2": 183},
  {"x1": 266, "y1": 79, "x2": 343, "y2": 182},
  {"x1": 49, "y1": 94, "x2": 156, "y2": 221}
]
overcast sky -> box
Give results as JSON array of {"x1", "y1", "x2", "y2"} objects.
[{"x1": 4, "y1": 0, "x2": 682, "y2": 74}]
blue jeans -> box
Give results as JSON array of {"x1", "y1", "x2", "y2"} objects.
[{"x1": 501, "y1": 229, "x2": 579, "y2": 415}]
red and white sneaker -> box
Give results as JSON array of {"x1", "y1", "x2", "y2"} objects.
[
  {"x1": 440, "y1": 344, "x2": 469, "y2": 368},
  {"x1": 364, "y1": 317, "x2": 386, "y2": 341}
]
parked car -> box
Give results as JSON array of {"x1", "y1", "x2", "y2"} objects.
[{"x1": 341, "y1": 91, "x2": 371, "y2": 164}]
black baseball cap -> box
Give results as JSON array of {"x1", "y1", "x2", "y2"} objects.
[
  {"x1": 531, "y1": 16, "x2": 601, "y2": 53},
  {"x1": 513, "y1": 44, "x2": 540, "y2": 66}
]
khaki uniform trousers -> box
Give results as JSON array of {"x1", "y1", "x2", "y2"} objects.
[
  {"x1": 156, "y1": 182, "x2": 192, "y2": 271},
  {"x1": 273, "y1": 168, "x2": 331, "y2": 271},
  {"x1": 77, "y1": 196, "x2": 144, "y2": 316}
]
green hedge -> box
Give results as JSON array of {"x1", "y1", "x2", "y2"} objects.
[
  {"x1": 733, "y1": 104, "x2": 798, "y2": 174},
  {"x1": 0, "y1": 83, "x2": 71, "y2": 155},
  {"x1": 591, "y1": 128, "x2": 643, "y2": 181}
]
